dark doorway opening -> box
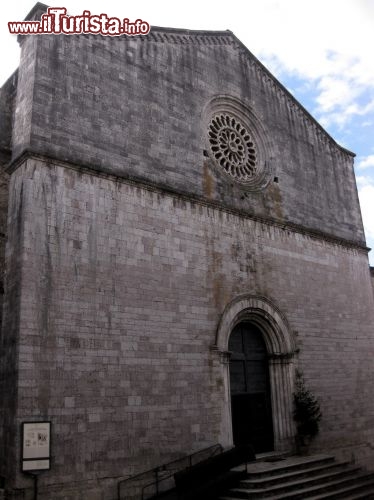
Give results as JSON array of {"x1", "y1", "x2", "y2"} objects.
[{"x1": 229, "y1": 322, "x2": 274, "y2": 453}]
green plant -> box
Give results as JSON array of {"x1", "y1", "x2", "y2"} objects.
[{"x1": 293, "y1": 370, "x2": 322, "y2": 442}]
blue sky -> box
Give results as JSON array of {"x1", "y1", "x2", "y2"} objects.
[{"x1": 1, "y1": 0, "x2": 373, "y2": 264}]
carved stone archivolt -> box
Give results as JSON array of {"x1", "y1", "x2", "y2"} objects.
[{"x1": 213, "y1": 294, "x2": 297, "y2": 451}]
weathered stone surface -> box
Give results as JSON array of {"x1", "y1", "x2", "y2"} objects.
[
  {"x1": 0, "y1": 71, "x2": 17, "y2": 166},
  {"x1": 0, "y1": 5, "x2": 373, "y2": 500},
  {"x1": 10, "y1": 25, "x2": 364, "y2": 245},
  {"x1": 0, "y1": 72, "x2": 15, "y2": 331},
  {"x1": 0, "y1": 156, "x2": 373, "y2": 498}
]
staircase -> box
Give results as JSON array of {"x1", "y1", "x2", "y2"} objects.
[{"x1": 219, "y1": 454, "x2": 374, "y2": 499}]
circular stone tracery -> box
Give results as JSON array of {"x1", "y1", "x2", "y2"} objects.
[{"x1": 208, "y1": 114, "x2": 257, "y2": 182}]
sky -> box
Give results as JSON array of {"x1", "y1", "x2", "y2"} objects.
[{"x1": 1, "y1": 0, "x2": 374, "y2": 264}]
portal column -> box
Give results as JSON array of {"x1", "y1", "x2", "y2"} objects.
[{"x1": 268, "y1": 354, "x2": 295, "y2": 451}]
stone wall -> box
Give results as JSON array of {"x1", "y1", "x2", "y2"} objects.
[
  {"x1": 1, "y1": 4, "x2": 373, "y2": 499},
  {"x1": 2, "y1": 156, "x2": 373, "y2": 499},
  {"x1": 0, "y1": 69, "x2": 15, "y2": 488},
  {"x1": 11, "y1": 5, "x2": 364, "y2": 245},
  {"x1": 0, "y1": 166, "x2": 23, "y2": 492},
  {"x1": 0, "y1": 71, "x2": 16, "y2": 331},
  {"x1": 0, "y1": 70, "x2": 17, "y2": 165}
]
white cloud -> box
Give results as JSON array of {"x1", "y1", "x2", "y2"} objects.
[
  {"x1": 361, "y1": 120, "x2": 373, "y2": 127},
  {"x1": 316, "y1": 77, "x2": 360, "y2": 114},
  {"x1": 317, "y1": 98, "x2": 374, "y2": 129},
  {"x1": 357, "y1": 177, "x2": 374, "y2": 263},
  {"x1": 356, "y1": 155, "x2": 374, "y2": 170},
  {"x1": 245, "y1": 1, "x2": 374, "y2": 132},
  {"x1": 358, "y1": 182, "x2": 374, "y2": 240}
]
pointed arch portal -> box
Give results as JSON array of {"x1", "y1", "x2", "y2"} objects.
[{"x1": 213, "y1": 295, "x2": 296, "y2": 452}]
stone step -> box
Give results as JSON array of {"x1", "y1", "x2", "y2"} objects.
[
  {"x1": 244, "y1": 454, "x2": 335, "y2": 479},
  {"x1": 279, "y1": 474, "x2": 374, "y2": 500},
  {"x1": 220, "y1": 482, "x2": 374, "y2": 500},
  {"x1": 305, "y1": 477, "x2": 374, "y2": 499},
  {"x1": 223, "y1": 471, "x2": 374, "y2": 499},
  {"x1": 241, "y1": 460, "x2": 353, "y2": 488}
]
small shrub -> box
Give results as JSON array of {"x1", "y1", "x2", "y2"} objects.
[{"x1": 293, "y1": 370, "x2": 322, "y2": 442}]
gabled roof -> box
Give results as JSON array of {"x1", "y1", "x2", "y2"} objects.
[
  {"x1": 147, "y1": 26, "x2": 354, "y2": 158},
  {"x1": 23, "y1": 2, "x2": 354, "y2": 158}
]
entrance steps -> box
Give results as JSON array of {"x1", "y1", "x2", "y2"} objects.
[{"x1": 219, "y1": 454, "x2": 374, "y2": 499}]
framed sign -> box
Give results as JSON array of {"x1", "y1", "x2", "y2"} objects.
[{"x1": 22, "y1": 421, "x2": 51, "y2": 472}]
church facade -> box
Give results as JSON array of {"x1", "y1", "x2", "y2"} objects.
[{"x1": 1, "y1": 3, "x2": 374, "y2": 499}]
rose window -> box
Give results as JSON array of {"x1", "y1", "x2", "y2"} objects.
[{"x1": 208, "y1": 114, "x2": 257, "y2": 182}]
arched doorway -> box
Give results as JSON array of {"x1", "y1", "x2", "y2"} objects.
[
  {"x1": 213, "y1": 295, "x2": 296, "y2": 452},
  {"x1": 229, "y1": 322, "x2": 274, "y2": 453}
]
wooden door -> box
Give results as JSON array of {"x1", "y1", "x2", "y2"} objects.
[{"x1": 229, "y1": 322, "x2": 274, "y2": 453}]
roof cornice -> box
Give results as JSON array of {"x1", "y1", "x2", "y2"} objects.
[
  {"x1": 17, "y1": 3, "x2": 356, "y2": 159},
  {"x1": 143, "y1": 27, "x2": 355, "y2": 158}
]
